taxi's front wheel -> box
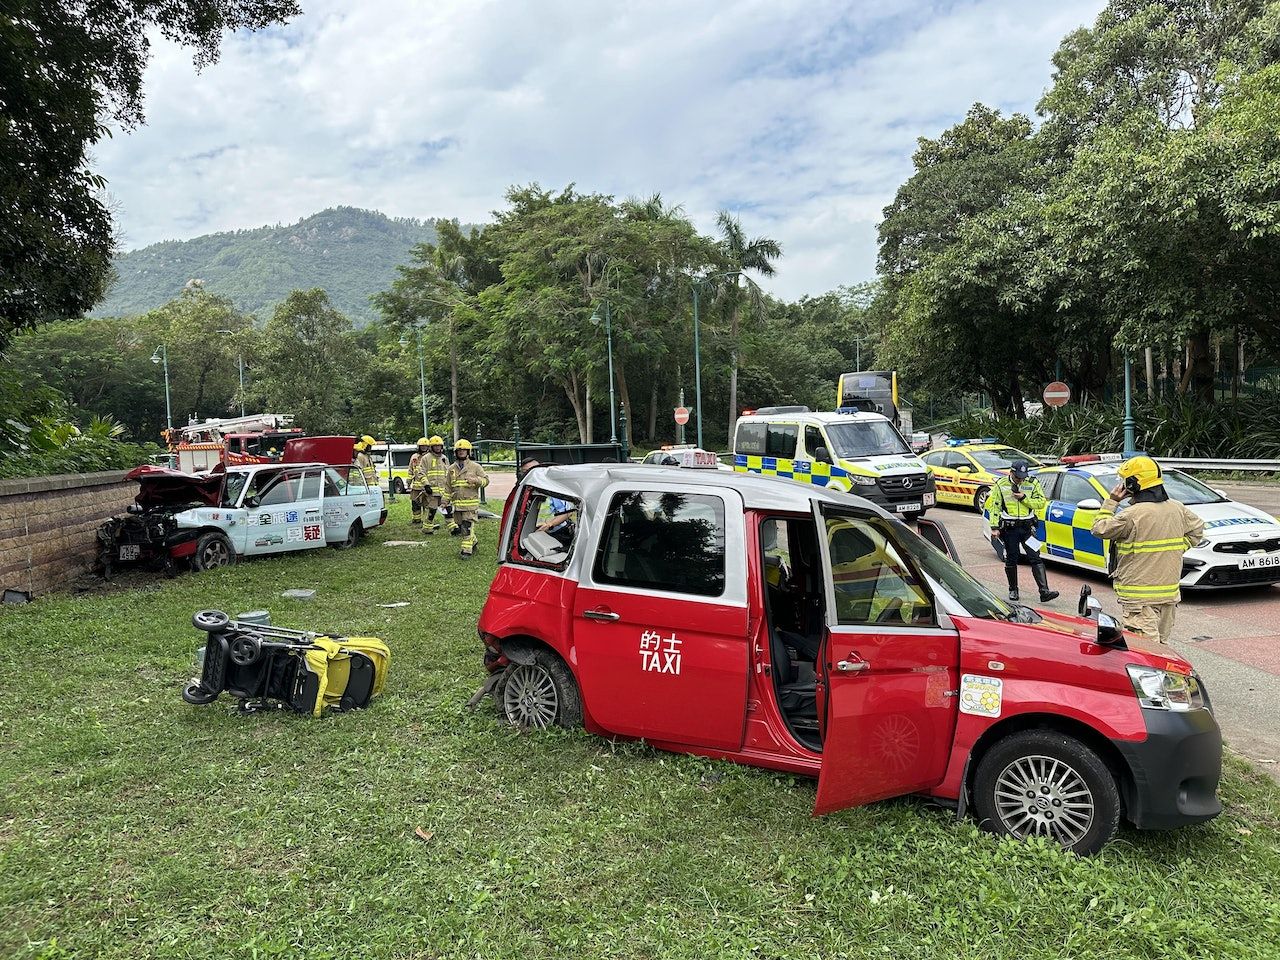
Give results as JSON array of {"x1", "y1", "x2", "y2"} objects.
[
  {"x1": 973, "y1": 730, "x2": 1120, "y2": 856},
  {"x1": 496, "y1": 649, "x2": 582, "y2": 730}
]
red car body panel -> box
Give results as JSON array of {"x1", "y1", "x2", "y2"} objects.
[
  {"x1": 283, "y1": 435, "x2": 356, "y2": 466},
  {"x1": 477, "y1": 489, "x2": 1203, "y2": 818}
]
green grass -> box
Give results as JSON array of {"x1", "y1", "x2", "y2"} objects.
[{"x1": 3, "y1": 500, "x2": 1280, "y2": 959}]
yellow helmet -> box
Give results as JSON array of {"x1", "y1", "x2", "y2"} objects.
[
  {"x1": 354, "y1": 435, "x2": 376, "y2": 451},
  {"x1": 428, "y1": 435, "x2": 444, "y2": 446},
  {"x1": 417, "y1": 437, "x2": 431, "y2": 447},
  {"x1": 1118, "y1": 455, "x2": 1163, "y2": 494},
  {"x1": 454, "y1": 438, "x2": 473, "y2": 452}
]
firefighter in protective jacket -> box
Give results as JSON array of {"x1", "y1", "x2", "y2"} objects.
[
  {"x1": 988, "y1": 460, "x2": 1059, "y2": 603},
  {"x1": 412, "y1": 435, "x2": 450, "y2": 533},
  {"x1": 353, "y1": 435, "x2": 378, "y2": 486},
  {"x1": 1091, "y1": 456, "x2": 1204, "y2": 643},
  {"x1": 445, "y1": 439, "x2": 489, "y2": 557}
]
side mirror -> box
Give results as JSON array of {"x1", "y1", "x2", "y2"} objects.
[
  {"x1": 815, "y1": 446, "x2": 833, "y2": 465},
  {"x1": 1214, "y1": 488, "x2": 1228, "y2": 497},
  {"x1": 955, "y1": 464, "x2": 973, "y2": 474},
  {"x1": 244, "y1": 495, "x2": 260, "y2": 509},
  {"x1": 1096, "y1": 612, "x2": 1126, "y2": 647},
  {"x1": 1077, "y1": 498, "x2": 1102, "y2": 511}
]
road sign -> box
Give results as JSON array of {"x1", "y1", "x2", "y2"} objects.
[
  {"x1": 674, "y1": 406, "x2": 690, "y2": 425},
  {"x1": 1043, "y1": 381, "x2": 1071, "y2": 408}
]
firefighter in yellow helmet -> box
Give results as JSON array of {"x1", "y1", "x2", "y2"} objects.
[
  {"x1": 1091, "y1": 455, "x2": 1204, "y2": 643},
  {"x1": 353, "y1": 436, "x2": 378, "y2": 486},
  {"x1": 445, "y1": 438, "x2": 488, "y2": 557},
  {"x1": 409, "y1": 435, "x2": 450, "y2": 533}
]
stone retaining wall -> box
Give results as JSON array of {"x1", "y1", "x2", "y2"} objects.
[{"x1": 0, "y1": 471, "x2": 134, "y2": 598}]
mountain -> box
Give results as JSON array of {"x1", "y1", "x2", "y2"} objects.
[{"x1": 94, "y1": 207, "x2": 467, "y2": 325}]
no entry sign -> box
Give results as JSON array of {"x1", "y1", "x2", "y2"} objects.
[
  {"x1": 1043, "y1": 381, "x2": 1071, "y2": 408},
  {"x1": 674, "y1": 406, "x2": 691, "y2": 425}
]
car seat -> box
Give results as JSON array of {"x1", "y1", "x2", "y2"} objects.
[{"x1": 770, "y1": 627, "x2": 817, "y2": 717}]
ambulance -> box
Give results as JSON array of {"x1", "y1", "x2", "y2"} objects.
[{"x1": 733, "y1": 406, "x2": 935, "y2": 521}]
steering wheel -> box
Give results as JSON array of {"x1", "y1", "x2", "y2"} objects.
[{"x1": 228, "y1": 633, "x2": 262, "y2": 666}]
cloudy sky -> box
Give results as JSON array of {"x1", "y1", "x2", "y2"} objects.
[{"x1": 97, "y1": 0, "x2": 1106, "y2": 299}]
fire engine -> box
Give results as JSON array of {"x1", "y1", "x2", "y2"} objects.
[{"x1": 166, "y1": 414, "x2": 303, "y2": 473}]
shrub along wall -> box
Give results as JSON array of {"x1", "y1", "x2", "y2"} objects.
[{"x1": 0, "y1": 471, "x2": 133, "y2": 599}]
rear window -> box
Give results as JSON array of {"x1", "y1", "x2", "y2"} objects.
[
  {"x1": 736, "y1": 421, "x2": 766, "y2": 456},
  {"x1": 594, "y1": 491, "x2": 726, "y2": 597}
]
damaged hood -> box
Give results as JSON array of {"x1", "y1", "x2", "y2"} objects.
[{"x1": 125, "y1": 465, "x2": 224, "y2": 508}]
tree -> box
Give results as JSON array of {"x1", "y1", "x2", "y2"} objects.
[
  {"x1": 0, "y1": 0, "x2": 300, "y2": 346},
  {"x1": 711, "y1": 213, "x2": 781, "y2": 441},
  {"x1": 249, "y1": 289, "x2": 353, "y2": 432}
]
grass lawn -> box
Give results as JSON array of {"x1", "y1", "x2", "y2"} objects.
[{"x1": 3, "y1": 498, "x2": 1280, "y2": 960}]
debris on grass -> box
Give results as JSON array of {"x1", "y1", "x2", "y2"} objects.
[
  {"x1": 383, "y1": 541, "x2": 431, "y2": 547},
  {"x1": 413, "y1": 827, "x2": 435, "y2": 843},
  {"x1": 280, "y1": 589, "x2": 316, "y2": 600},
  {"x1": 378, "y1": 602, "x2": 410, "y2": 608}
]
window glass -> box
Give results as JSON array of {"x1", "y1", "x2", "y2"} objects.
[
  {"x1": 1091, "y1": 469, "x2": 1224, "y2": 506},
  {"x1": 508, "y1": 488, "x2": 580, "y2": 569},
  {"x1": 258, "y1": 471, "x2": 302, "y2": 506},
  {"x1": 971, "y1": 447, "x2": 1035, "y2": 471},
  {"x1": 766, "y1": 423, "x2": 798, "y2": 458},
  {"x1": 343, "y1": 465, "x2": 369, "y2": 493},
  {"x1": 393, "y1": 450, "x2": 415, "y2": 468},
  {"x1": 825, "y1": 420, "x2": 910, "y2": 458},
  {"x1": 1037, "y1": 471, "x2": 1061, "y2": 500},
  {"x1": 324, "y1": 466, "x2": 350, "y2": 497},
  {"x1": 825, "y1": 516, "x2": 933, "y2": 625},
  {"x1": 944, "y1": 453, "x2": 969, "y2": 469},
  {"x1": 736, "y1": 421, "x2": 766, "y2": 456},
  {"x1": 804, "y1": 425, "x2": 826, "y2": 459},
  {"x1": 299, "y1": 471, "x2": 321, "y2": 501},
  {"x1": 594, "y1": 491, "x2": 726, "y2": 597},
  {"x1": 223, "y1": 472, "x2": 248, "y2": 507},
  {"x1": 922, "y1": 451, "x2": 946, "y2": 467},
  {"x1": 1058, "y1": 473, "x2": 1099, "y2": 506}
]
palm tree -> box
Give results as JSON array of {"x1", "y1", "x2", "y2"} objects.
[{"x1": 714, "y1": 212, "x2": 781, "y2": 444}]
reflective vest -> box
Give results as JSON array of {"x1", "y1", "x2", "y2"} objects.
[
  {"x1": 1091, "y1": 497, "x2": 1205, "y2": 604},
  {"x1": 445, "y1": 459, "x2": 489, "y2": 510},
  {"x1": 987, "y1": 476, "x2": 1047, "y2": 527},
  {"x1": 355, "y1": 452, "x2": 376, "y2": 486}
]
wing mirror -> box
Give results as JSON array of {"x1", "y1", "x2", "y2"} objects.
[
  {"x1": 1078, "y1": 586, "x2": 1126, "y2": 647},
  {"x1": 244, "y1": 495, "x2": 260, "y2": 509},
  {"x1": 1077, "y1": 498, "x2": 1102, "y2": 511},
  {"x1": 814, "y1": 446, "x2": 833, "y2": 465},
  {"x1": 955, "y1": 464, "x2": 973, "y2": 474}
]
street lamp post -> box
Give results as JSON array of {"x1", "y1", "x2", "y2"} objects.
[
  {"x1": 150, "y1": 345, "x2": 172, "y2": 430},
  {"x1": 1122, "y1": 352, "x2": 1137, "y2": 454},
  {"x1": 399, "y1": 328, "x2": 429, "y2": 436},
  {"x1": 590, "y1": 301, "x2": 619, "y2": 446},
  {"x1": 216, "y1": 330, "x2": 246, "y2": 416},
  {"x1": 690, "y1": 271, "x2": 741, "y2": 450}
]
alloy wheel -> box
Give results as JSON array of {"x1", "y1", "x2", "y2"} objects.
[
  {"x1": 502, "y1": 664, "x2": 559, "y2": 729},
  {"x1": 202, "y1": 539, "x2": 231, "y2": 568},
  {"x1": 992, "y1": 754, "x2": 1095, "y2": 847}
]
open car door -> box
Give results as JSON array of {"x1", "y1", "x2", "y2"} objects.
[{"x1": 812, "y1": 504, "x2": 961, "y2": 815}]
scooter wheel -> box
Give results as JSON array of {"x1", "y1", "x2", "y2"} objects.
[
  {"x1": 192, "y1": 610, "x2": 231, "y2": 632},
  {"x1": 182, "y1": 682, "x2": 219, "y2": 705}
]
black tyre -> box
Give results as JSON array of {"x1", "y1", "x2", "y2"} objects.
[
  {"x1": 392, "y1": 478, "x2": 405, "y2": 495},
  {"x1": 973, "y1": 729, "x2": 1120, "y2": 856},
  {"x1": 192, "y1": 609, "x2": 231, "y2": 632},
  {"x1": 494, "y1": 648, "x2": 582, "y2": 730},
  {"x1": 974, "y1": 486, "x2": 990, "y2": 513},
  {"x1": 182, "y1": 682, "x2": 219, "y2": 706},
  {"x1": 228, "y1": 633, "x2": 262, "y2": 666},
  {"x1": 191, "y1": 532, "x2": 235, "y2": 571},
  {"x1": 332, "y1": 521, "x2": 363, "y2": 550},
  {"x1": 903, "y1": 510, "x2": 924, "y2": 523}
]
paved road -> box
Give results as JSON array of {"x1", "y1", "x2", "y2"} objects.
[
  {"x1": 484, "y1": 470, "x2": 1280, "y2": 780},
  {"x1": 941, "y1": 478, "x2": 1280, "y2": 782}
]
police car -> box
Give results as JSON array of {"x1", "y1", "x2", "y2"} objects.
[
  {"x1": 733, "y1": 407, "x2": 935, "y2": 520},
  {"x1": 921, "y1": 439, "x2": 1045, "y2": 512},
  {"x1": 982, "y1": 454, "x2": 1280, "y2": 590}
]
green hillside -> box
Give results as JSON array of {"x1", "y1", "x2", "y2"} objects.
[{"x1": 94, "y1": 207, "x2": 465, "y2": 324}]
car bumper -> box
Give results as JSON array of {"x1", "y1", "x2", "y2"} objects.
[
  {"x1": 1182, "y1": 547, "x2": 1280, "y2": 589},
  {"x1": 1113, "y1": 706, "x2": 1222, "y2": 829},
  {"x1": 858, "y1": 476, "x2": 936, "y2": 515}
]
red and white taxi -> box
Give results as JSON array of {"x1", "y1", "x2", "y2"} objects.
[{"x1": 476, "y1": 466, "x2": 1222, "y2": 854}]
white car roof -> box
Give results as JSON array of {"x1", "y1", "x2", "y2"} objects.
[
  {"x1": 737, "y1": 411, "x2": 891, "y2": 426},
  {"x1": 526, "y1": 463, "x2": 886, "y2": 514},
  {"x1": 225, "y1": 462, "x2": 333, "y2": 474}
]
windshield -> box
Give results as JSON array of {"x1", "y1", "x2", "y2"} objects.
[
  {"x1": 891, "y1": 520, "x2": 1014, "y2": 620},
  {"x1": 971, "y1": 447, "x2": 1035, "y2": 471},
  {"x1": 1092, "y1": 469, "x2": 1225, "y2": 505},
  {"x1": 222, "y1": 472, "x2": 248, "y2": 507},
  {"x1": 825, "y1": 420, "x2": 911, "y2": 459}
]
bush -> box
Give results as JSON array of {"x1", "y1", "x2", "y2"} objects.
[{"x1": 944, "y1": 397, "x2": 1280, "y2": 460}]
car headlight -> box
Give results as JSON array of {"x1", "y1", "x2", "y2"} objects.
[
  {"x1": 850, "y1": 475, "x2": 878, "y2": 486},
  {"x1": 1127, "y1": 665, "x2": 1206, "y2": 712}
]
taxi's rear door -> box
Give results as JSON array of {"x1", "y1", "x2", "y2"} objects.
[{"x1": 811, "y1": 504, "x2": 960, "y2": 814}]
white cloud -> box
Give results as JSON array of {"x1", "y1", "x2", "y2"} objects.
[{"x1": 96, "y1": 0, "x2": 1106, "y2": 298}]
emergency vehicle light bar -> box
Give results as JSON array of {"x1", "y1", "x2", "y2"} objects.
[
  {"x1": 945, "y1": 437, "x2": 998, "y2": 446},
  {"x1": 1060, "y1": 452, "x2": 1126, "y2": 465}
]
